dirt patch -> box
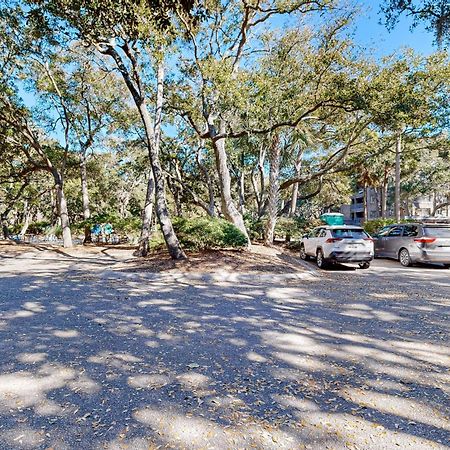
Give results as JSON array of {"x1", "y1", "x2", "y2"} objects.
[
  {"x1": 0, "y1": 240, "x2": 308, "y2": 274},
  {"x1": 0, "y1": 240, "x2": 38, "y2": 256},
  {"x1": 116, "y1": 244, "x2": 307, "y2": 274}
]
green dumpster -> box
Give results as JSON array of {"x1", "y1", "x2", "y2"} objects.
[{"x1": 320, "y1": 213, "x2": 345, "y2": 226}]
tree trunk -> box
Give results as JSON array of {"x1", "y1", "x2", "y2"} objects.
[
  {"x1": 140, "y1": 61, "x2": 184, "y2": 259},
  {"x1": 50, "y1": 188, "x2": 58, "y2": 227},
  {"x1": 206, "y1": 177, "x2": 216, "y2": 218},
  {"x1": 1, "y1": 213, "x2": 9, "y2": 239},
  {"x1": 363, "y1": 184, "x2": 368, "y2": 222},
  {"x1": 381, "y1": 177, "x2": 388, "y2": 219},
  {"x1": 394, "y1": 130, "x2": 402, "y2": 221},
  {"x1": 137, "y1": 102, "x2": 185, "y2": 259},
  {"x1": 173, "y1": 186, "x2": 182, "y2": 217},
  {"x1": 104, "y1": 45, "x2": 185, "y2": 260},
  {"x1": 135, "y1": 170, "x2": 155, "y2": 257},
  {"x1": 257, "y1": 145, "x2": 266, "y2": 218},
  {"x1": 19, "y1": 200, "x2": 31, "y2": 237},
  {"x1": 264, "y1": 135, "x2": 281, "y2": 246},
  {"x1": 289, "y1": 183, "x2": 299, "y2": 217},
  {"x1": 197, "y1": 148, "x2": 216, "y2": 217},
  {"x1": 210, "y1": 121, "x2": 250, "y2": 244},
  {"x1": 289, "y1": 148, "x2": 303, "y2": 217},
  {"x1": 80, "y1": 152, "x2": 92, "y2": 243},
  {"x1": 251, "y1": 170, "x2": 261, "y2": 215},
  {"x1": 53, "y1": 170, "x2": 73, "y2": 248},
  {"x1": 405, "y1": 195, "x2": 411, "y2": 217},
  {"x1": 238, "y1": 170, "x2": 245, "y2": 214}
]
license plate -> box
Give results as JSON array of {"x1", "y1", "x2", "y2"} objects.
[{"x1": 346, "y1": 245, "x2": 358, "y2": 249}]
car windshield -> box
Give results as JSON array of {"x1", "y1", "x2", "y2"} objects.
[
  {"x1": 331, "y1": 229, "x2": 368, "y2": 239},
  {"x1": 423, "y1": 227, "x2": 450, "y2": 238}
]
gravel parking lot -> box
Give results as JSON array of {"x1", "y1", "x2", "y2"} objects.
[{"x1": 0, "y1": 247, "x2": 448, "y2": 449}]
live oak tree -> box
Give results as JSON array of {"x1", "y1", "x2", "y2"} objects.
[
  {"x1": 173, "y1": 0, "x2": 338, "y2": 244},
  {"x1": 0, "y1": 92, "x2": 75, "y2": 247},
  {"x1": 363, "y1": 51, "x2": 450, "y2": 220},
  {"x1": 28, "y1": 0, "x2": 192, "y2": 258},
  {"x1": 1, "y1": 1, "x2": 449, "y2": 251}
]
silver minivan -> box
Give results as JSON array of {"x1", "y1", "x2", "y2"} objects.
[{"x1": 374, "y1": 223, "x2": 450, "y2": 267}]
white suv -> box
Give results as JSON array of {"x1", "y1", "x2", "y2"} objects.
[{"x1": 300, "y1": 226, "x2": 374, "y2": 269}]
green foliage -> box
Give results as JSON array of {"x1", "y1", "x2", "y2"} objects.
[
  {"x1": 27, "y1": 220, "x2": 52, "y2": 234},
  {"x1": 23, "y1": 221, "x2": 62, "y2": 237},
  {"x1": 275, "y1": 217, "x2": 306, "y2": 240},
  {"x1": 246, "y1": 215, "x2": 323, "y2": 241},
  {"x1": 172, "y1": 217, "x2": 248, "y2": 251},
  {"x1": 148, "y1": 231, "x2": 166, "y2": 252},
  {"x1": 73, "y1": 213, "x2": 141, "y2": 235},
  {"x1": 363, "y1": 218, "x2": 414, "y2": 235},
  {"x1": 28, "y1": 0, "x2": 198, "y2": 43},
  {"x1": 244, "y1": 215, "x2": 264, "y2": 241}
]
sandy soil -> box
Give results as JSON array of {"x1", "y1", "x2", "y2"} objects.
[{"x1": 0, "y1": 240, "x2": 307, "y2": 274}]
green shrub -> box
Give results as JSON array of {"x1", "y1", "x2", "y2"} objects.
[
  {"x1": 74, "y1": 214, "x2": 141, "y2": 235},
  {"x1": 245, "y1": 215, "x2": 323, "y2": 242},
  {"x1": 278, "y1": 217, "x2": 323, "y2": 240},
  {"x1": 173, "y1": 217, "x2": 248, "y2": 251},
  {"x1": 148, "y1": 231, "x2": 166, "y2": 251},
  {"x1": 363, "y1": 218, "x2": 414, "y2": 235},
  {"x1": 27, "y1": 221, "x2": 52, "y2": 235},
  {"x1": 10, "y1": 223, "x2": 23, "y2": 234},
  {"x1": 244, "y1": 215, "x2": 264, "y2": 240}
]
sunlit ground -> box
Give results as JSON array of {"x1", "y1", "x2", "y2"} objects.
[{"x1": 0, "y1": 247, "x2": 449, "y2": 449}]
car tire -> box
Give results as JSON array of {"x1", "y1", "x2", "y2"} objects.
[
  {"x1": 316, "y1": 249, "x2": 327, "y2": 269},
  {"x1": 399, "y1": 248, "x2": 413, "y2": 267},
  {"x1": 359, "y1": 262, "x2": 370, "y2": 269},
  {"x1": 300, "y1": 245, "x2": 310, "y2": 261}
]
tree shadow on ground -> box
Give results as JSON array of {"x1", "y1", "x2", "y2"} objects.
[{"x1": 0, "y1": 255, "x2": 449, "y2": 449}]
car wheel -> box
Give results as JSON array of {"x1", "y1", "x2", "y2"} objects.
[
  {"x1": 300, "y1": 245, "x2": 310, "y2": 261},
  {"x1": 359, "y1": 262, "x2": 370, "y2": 269},
  {"x1": 399, "y1": 248, "x2": 412, "y2": 267},
  {"x1": 316, "y1": 249, "x2": 327, "y2": 269}
]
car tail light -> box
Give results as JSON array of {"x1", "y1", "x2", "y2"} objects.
[
  {"x1": 414, "y1": 237, "x2": 436, "y2": 244},
  {"x1": 326, "y1": 238, "x2": 342, "y2": 243}
]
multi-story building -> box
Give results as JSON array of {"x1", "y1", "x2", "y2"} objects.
[
  {"x1": 340, "y1": 188, "x2": 449, "y2": 224},
  {"x1": 340, "y1": 188, "x2": 380, "y2": 224}
]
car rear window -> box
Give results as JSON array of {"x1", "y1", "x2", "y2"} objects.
[
  {"x1": 331, "y1": 229, "x2": 368, "y2": 239},
  {"x1": 423, "y1": 227, "x2": 450, "y2": 238}
]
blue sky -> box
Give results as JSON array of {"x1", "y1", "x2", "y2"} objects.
[
  {"x1": 353, "y1": 0, "x2": 435, "y2": 57},
  {"x1": 23, "y1": 0, "x2": 439, "y2": 144}
]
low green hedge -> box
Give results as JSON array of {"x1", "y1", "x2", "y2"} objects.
[
  {"x1": 73, "y1": 214, "x2": 141, "y2": 235},
  {"x1": 173, "y1": 217, "x2": 248, "y2": 251},
  {"x1": 149, "y1": 217, "x2": 248, "y2": 252}
]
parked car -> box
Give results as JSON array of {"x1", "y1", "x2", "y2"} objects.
[
  {"x1": 300, "y1": 226, "x2": 374, "y2": 269},
  {"x1": 373, "y1": 222, "x2": 450, "y2": 267}
]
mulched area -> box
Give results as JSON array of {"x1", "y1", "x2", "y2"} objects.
[{"x1": 125, "y1": 247, "x2": 305, "y2": 274}]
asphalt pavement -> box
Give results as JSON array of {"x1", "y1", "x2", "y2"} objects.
[{"x1": 0, "y1": 249, "x2": 449, "y2": 449}]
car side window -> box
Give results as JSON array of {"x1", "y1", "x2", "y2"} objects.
[
  {"x1": 403, "y1": 225, "x2": 418, "y2": 237},
  {"x1": 378, "y1": 226, "x2": 392, "y2": 237},
  {"x1": 388, "y1": 226, "x2": 403, "y2": 237},
  {"x1": 319, "y1": 229, "x2": 327, "y2": 238}
]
